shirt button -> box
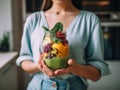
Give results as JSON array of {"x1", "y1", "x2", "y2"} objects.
[{"x1": 52, "y1": 83, "x2": 57, "y2": 88}]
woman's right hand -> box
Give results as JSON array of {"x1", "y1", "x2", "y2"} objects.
[{"x1": 37, "y1": 54, "x2": 55, "y2": 77}]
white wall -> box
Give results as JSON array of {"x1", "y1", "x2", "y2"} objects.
[
  {"x1": 0, "y1": 0, "x2": 12, "y2": 38},
  {"x1": 22, "y1": 0, "x2": 26, "y2": 21},
  {"x1": 0, "y1": 0, "x2": 13, "y2": 50}
]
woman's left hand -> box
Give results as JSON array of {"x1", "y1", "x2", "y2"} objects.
[
  {"x1": 54, "y1": 59, "x2": 77, "y2": 76},
  {"x1": 37, "y1": 54, "x2": 55, "y2": 77}
]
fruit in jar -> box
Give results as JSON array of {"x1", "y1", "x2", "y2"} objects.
[{"x1": 42, "y1": 22, "x2": 69, "y2": 70}]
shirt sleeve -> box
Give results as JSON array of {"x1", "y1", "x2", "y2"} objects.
[
  {"x1": 16, "y1": 14, "x2": 35, "y2": 66},
  {"x1": 85, "y1": 15, "x2": 111, "y2": 76}
]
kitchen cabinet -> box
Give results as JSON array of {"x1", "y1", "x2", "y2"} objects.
[{"x1": 0, "y1": 52, "x2": 18, "y2": 90}]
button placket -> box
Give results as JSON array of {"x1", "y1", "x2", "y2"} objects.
[{"x1": 52, "y1": 82, "x2": 57, "y2": 88}]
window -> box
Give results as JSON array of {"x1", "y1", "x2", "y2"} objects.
[{"x1": 26, "y1": 0, "x2": 42, "y2": 12}]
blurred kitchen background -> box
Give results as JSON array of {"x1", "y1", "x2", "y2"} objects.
[{"x1": 0, "y1": 0, "x2": 120, "y2": 90}]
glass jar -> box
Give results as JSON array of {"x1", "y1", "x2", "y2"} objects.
[{"x1": 42, "y1": 24, "x2": 69, "y2": 70}]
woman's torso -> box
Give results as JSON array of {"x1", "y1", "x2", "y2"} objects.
[{"x1": 29, "y1": 10, "x2": 99, "y2": 86}]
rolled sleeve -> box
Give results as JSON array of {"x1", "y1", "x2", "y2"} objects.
[
  {"x1": 16, "y1": 14, "x2": 34, "y2": 66},
  {"x1": 16, "y1": 55, "x2": 33, "y2": 66},
  {"x1": 86, "y1": 15, "x2": 111, "y2": 76},
  {"x1": 87, "y1": 60, "x2": 111, "y2": 76}
]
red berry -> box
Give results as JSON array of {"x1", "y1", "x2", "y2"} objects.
[{"x1": 56, "y1": 31, "x2": 66, "y2": 38}]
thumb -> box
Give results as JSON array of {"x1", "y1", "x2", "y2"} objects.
[{"x1": 68, "y1": 59, "x2": 76, "y2": 65}]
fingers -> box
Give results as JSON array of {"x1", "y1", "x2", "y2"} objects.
[
  {"x1": 42, "y1": 63, "x2": 55, "y2": 77},
  {"x1": 38, "y1": 53, "x2": 43, "y2": 64},
  {"x1": 68, "y1": 59, "x2": 76, "y2": 65},
  {"x1": 38, "y1": 54, "x2": 76, "y2": 77},
  {"x1": 38, "y1": 55, "x2": 55, "y2": 77},
  {"x1": 54, "y1": 69, "x2": 67, "y2": 76},
  {"x1": 53, "y1": 59, "x2": 76, "y2": 76},
  {"x1": 37, "y1": 53, "x2": 44, "y2": 71}
]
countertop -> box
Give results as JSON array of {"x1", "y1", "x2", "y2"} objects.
[
  {"x1": 88, "y1": 60, "x2": 120, "y2": 90},
  {"x1": 0, "y1": 52, "x2": 18, "y2": 69}
]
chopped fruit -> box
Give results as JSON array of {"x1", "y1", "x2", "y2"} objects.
[
  {"x1": 42, "y1": 22, "x2": 69, "y2": 70},
  {"x1": 56, "y1": 31, "x2": 65, "y2": 38}
]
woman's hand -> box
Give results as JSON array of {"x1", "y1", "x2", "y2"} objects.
[
  {"x1": 54, "y1": 59, "x2": 77, "y2": 76},
  {"x1": 53, "y1": 59, "x2": 101, "y2": 81},
  {"x1": 37, "y1": 54, "x2": 55, "y2": 77},
  {"x1": 37, "y1": 54, "x2": 100, "y2": 81},
  {"x1": 37, "y1": 54, "x2": 77, "y2": 77}
]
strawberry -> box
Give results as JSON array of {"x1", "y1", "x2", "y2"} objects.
[{"x1": 56, "y1": 31, "x2": 66, "y2": 38}]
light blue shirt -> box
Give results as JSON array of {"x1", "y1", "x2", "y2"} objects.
[{"x1": 16, "y1": 10, "x2": 111, "y2": 85}]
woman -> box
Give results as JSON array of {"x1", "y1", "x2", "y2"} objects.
[{"x1": 16, "y1": 0, "x2": 111, "y2": 90}]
